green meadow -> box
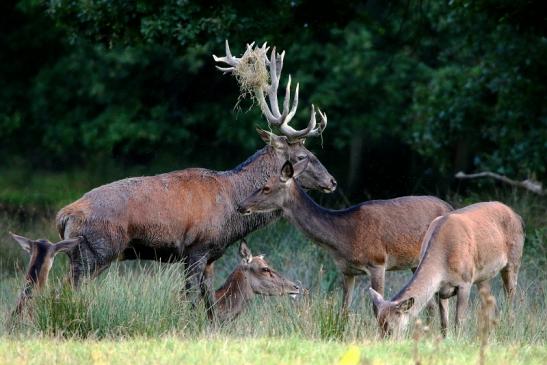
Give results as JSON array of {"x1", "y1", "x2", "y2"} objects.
[{"x1": 0, "y1": 182, "x2": 545, "y2": 364}]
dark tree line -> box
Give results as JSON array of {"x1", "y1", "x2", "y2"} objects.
[{"x1": 1, "y1": 0, "x2": 545, "y2": 198}]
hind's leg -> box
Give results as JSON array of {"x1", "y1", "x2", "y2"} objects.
[
  {"x1": 438, "y1": 296, "x2": 449, "y2": 338},
  {"x1": 500, "y1": 264, "x2": 519, "y2": 306}
]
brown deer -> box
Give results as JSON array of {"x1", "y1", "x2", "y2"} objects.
[
  {"x1": 238, "y1": 160, "x2": 453, "y2": 313},
  {"x1": 49, "y1": 42, "x2": 335, "y2": 313},
  {"x1": 214, "y1": 239, "x2": 302, "y2": 321},
  {"x1": 9, "y1": 233, "x2": 301, "y2": 320},
  {"x1": 8, "y1": 232, "x2": 82, "y2": 315},
  {"x1": 368, "y1": 201, "x2": 524, "y2": 338}
]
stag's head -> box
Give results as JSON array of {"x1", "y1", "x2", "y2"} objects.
[
  {"x1": 214, "y1": 40, "x2": 337, "y2": 193},
  {"x1": 9, "y1": 232, "x2": 82, "y2": 290},
  {"x1": 368, "y1": 288, "x2": 415, "y2": 338},
  {"x1": 237, "y1": 240, "x2": 302, "y2": 297},
  {"x1": 238, "y1": 160, "x2": 308, "y2": 215}
]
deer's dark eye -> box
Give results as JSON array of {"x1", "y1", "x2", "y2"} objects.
[
  {"x1": 262, "y1": 186, "x2": 271, "y2": 194},
  {"x1": 296, "y1": 155, "x2": 306, "y2": 161},
  {"x1": 261, "y1": 267, "x2": 271, "y2": 273}
]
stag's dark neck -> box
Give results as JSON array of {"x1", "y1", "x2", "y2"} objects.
[
  {"x1": 223, "y1": 146, "x2": 279, "y2": 200},
  {"x1": 219, "y1": 146, "x2": 282, "y2": 241},
  {"x1": 283, "y1": 183, "x2": 357, "y2": 254}
]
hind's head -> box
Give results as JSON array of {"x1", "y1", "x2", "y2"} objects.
[{"x1": 9, "y1": 232, "x2": 82, "y2": 290}]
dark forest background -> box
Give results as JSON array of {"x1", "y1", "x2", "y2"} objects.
[{"x1": 0, "y1": 0, "x2": 545, "y2": 206}]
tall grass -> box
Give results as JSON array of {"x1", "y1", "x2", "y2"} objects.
[{"x1": 0, "y1": 189, "x2": 545, "y2": 360}]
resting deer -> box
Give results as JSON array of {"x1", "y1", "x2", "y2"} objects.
[
  {"x1": 368, "y1": 201, "x2": 524, "y2": 337},
  {"x1": 238, "y1": 160, "x2": 452, "y2": 313},
  {"x1": 36, "y1": 41, "x2": 335, "y2": 314},
  {"x1": 214, "y1": 239, "x2": 302, "y2": 321},
  {"x1": 9, "y1": 233, "x2": 301, "y2": 320}
]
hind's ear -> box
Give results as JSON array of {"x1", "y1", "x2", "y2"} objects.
[
  {"x1": 9, "y1": 232, "x2": 33, "y2": 254},
  {"x1": 239, "y1": 239, "x2": 252, "y2": 263},
  {"x1": 395, "y1": 297, "x2": 415, "y2": 313},
  {"x1": 53, "y1": 236, "x2": 83, "y2": 255}
]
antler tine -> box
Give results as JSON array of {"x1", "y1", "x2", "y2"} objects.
[
  {"x1": 267, "y1": 47, "x2": 282, "y2": 118},
  {"x1": 279, "y1": 104, "x2": 319, "y2": 140},
  {"x1": 213, "y1": 40, "x2": 327, "y2": 140},
  {"x1": 213, "y1": 40, "x2": 246, "y2": 73},
  {"x1": 305, "y1": 107, "x2": 327, "y2": 138}
]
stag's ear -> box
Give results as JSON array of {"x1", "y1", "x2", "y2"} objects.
[
  {"x1": 368, "y1": 287, "x2": 385, "y2": 311},
  {"x1": 9, "y1": 232, "x2": 33, "y2": 254},
  {"x1": 256, "y1": 128, "x2": 286, "y2": 149},
  {"x1": 239, "y1": 239, "x2": 253, "y2": 263},
  {"x1": 395, "y1": 297, "x2": 415, "y2": 313},
  {"x1": 280, "y1": 161, "x2": 294, "y2": 182},
  {"x1": 53, "y1": 236, "x2": 83, "y2": 256},
  {"x1": 292, "y1": 158, "x2": 309, "y2": 179}
]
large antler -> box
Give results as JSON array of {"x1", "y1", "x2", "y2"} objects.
[{"x1": 214, "y1": 40, "x2": 327, "y2": 141}]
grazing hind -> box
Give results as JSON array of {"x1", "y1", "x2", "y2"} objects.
[
  {"x1": 368, "y1": 201, "x2": 524, "y2": 338},
  {"x1": 238, "y1": 160, "x2": 452, "y2": 313},
  {"x1": 8, "y1": 232, "x2": 82, "y2": 315}
]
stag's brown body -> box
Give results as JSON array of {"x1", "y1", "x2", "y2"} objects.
[
  {"x1": 239, "y1": 161, "x2": 453, "y2": 311},
  {"x1": 370, "y1": 201, "x2": 524, "y2": 337}
]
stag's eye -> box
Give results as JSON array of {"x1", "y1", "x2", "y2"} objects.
[
  {"x1": 296, "y1": 155, "x2": 307, "y2": 161},
  {"x1": 262, "y1": 186, "x2": 271, "y2": 194},
  {"x1": 261, "y1": 267, "x2": 271, "y2": 273}
]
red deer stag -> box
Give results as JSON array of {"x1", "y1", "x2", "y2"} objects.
[
  {"x1": 369, "y1": 201, "x2": 524, "y2": 337},
  {"x1": 9, "y1": 234, "x2": 301, "y2": 320},
  {"x1": 238, "y1": 161, "x2": 452, "y2": 313},
  {"x1": 49, "y1": 42, "x2": 335, "y2": 313}
]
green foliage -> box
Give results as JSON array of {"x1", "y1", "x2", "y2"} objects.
[{"x1": 0, "y1": 0, "x2": 545, "y2": 195}]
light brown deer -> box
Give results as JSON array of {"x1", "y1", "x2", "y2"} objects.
[
  {"x1": 8, "y1": 232, "x2": 82, "y2": 315},
  {"x1": 368, "y1": 201, "x2": 524, "y2": 338},
  {"x1": 238, "y1": 160, "x2": 453, "y2": 313},
  {"x1": 46, "y1": 42, "x2": 335, "y2": 313},
  {"x1": 9, "y1": 234, "x2": 301, "y2": 320}
]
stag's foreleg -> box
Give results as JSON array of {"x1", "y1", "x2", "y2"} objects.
[{"x1": 184, "y1": 253, "x2": 215, "y2": 315}]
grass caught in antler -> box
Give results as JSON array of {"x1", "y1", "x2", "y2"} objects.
[{"x1": 232, "y1": 47, "x2": 270, "y2": 109}]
